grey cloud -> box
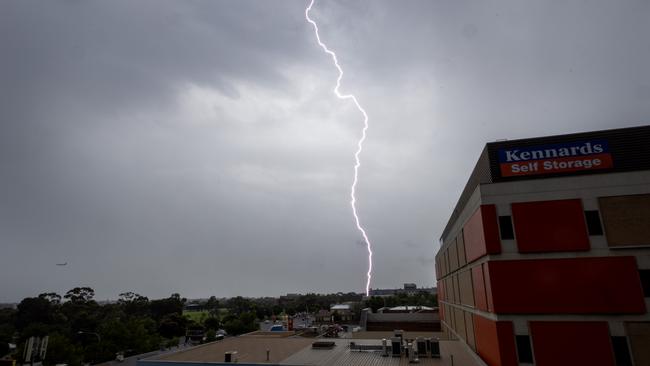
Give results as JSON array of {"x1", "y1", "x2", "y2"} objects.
[{"x1": 2, "y1": 0, "x2": 649, "y2": 301}]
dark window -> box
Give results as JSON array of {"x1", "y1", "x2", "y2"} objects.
[
  {"x1": 516, "y1": 335, "x2": 533, "y2": 363},
  {"x1": 498, "y1": 216, "x2": 515, "y2": 240},
  {"x1": 585, "y1": 210, "x2": 604, "y2": 235},
  {"x1": 640, "y1": 270, "x2": 650, "y2": 297},
  {"x1": 611, "y1": 336, "x2": 633, "y2": 366}
]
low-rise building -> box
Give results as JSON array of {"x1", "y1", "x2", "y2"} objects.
[{"x1": 368, "y1": 284, "x2": 437, "y2": 297}]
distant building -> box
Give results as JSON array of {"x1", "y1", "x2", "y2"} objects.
[
  {"x1": 379, "y1": 305, "x2": 435, "y2": 313},
  {"x1": 368, "y1": 284, "x2": 437, "y2": 297},
  {"x1": 315, "y1": 309, "x2": 332, "y2": 323},
  {"x1": 360, "y1": 307, "x2": 440, "y2": 332},
  {"x1": 329, "y1": 304, "x2": 353, "y2": 322},
  {"x1": 184, "y1": 303, "x2": 203, "y2": 312},
  {"x1": 436, "y1": 125, "x2": 650, "y2": 365}
]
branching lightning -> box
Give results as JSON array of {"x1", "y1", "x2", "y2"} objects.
[{"x1": 305, "y1": 0, "x2": 373, "y2": 296}]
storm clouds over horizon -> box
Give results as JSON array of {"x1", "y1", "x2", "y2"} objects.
[{"x1": 2, "y1": 0, "x2": 649, "y2": 301}]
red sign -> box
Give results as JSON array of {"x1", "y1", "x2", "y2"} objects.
[{"x1": 500, "y1": 153, "x2": 613, "y2": 177}]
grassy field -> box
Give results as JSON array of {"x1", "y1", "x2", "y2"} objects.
[
  {"x1": 183, "y1": 309, "x2": 210, "y2": 323},
  {"x1": 183, "y1": 308, "x2": 227, "y2": 323}
]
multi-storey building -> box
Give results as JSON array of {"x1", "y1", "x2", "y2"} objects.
[{"x1": 435, "y1": 125, "x2": 650, "y2": 366}]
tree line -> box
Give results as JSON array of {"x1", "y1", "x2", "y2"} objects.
[{"x1": 0, "y1": 288, "x2": 435, "y2": 364}]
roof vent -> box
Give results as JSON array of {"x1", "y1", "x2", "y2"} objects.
[{"x1": 312, "y1": 341, "x2": 336, "y2": 349}]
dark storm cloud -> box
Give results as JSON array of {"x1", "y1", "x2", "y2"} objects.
[{"x1": 2, "y1": 0, "x2": 650, "y2": 301}]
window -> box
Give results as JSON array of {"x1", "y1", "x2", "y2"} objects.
[
  {"x1": 640, "y1": 270, "x2": 650, "y2": 297},
  {"x1": 498, "y1": 215, "x2": 515, "y2": 240},
  {"x1": 584, "y1": 210, "x2": 604, "y2": 235},
  {"x1": 516, "y1": 335, "x2": 534, "y2": 363},
  {"x1": 611, "y1": 336, "x2": 632, "y2": 366}
]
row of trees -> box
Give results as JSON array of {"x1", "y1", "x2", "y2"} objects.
[
  {"x1": 1, "y1": 288, "x2": 188, "y2": 364},
  {"x1": 0, "y1": 289, "x2": 437, "y2": 365},
  {"x1": 364, "y1": 291, "x2": 438, "y2": 312}
]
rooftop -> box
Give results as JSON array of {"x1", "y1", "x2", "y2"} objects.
[
  {"x1": 281, "y1": 338, "x2": 481, "y2": 366},
  {"x1": 330, "y1": 304, "x2": 351, "y2": 310},
  {"x1": 142, "y1": 334, "x2": 483, "y2": 366},
  {"x1": 154, "y1": 336, "x2": 312, "y2": 363}
]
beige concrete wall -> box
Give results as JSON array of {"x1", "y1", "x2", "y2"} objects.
[
  {"x1": 626, "y1": 322, "x2": 650, "y2": 366},
  {"x1": 458, "y1": 269, "x2": 475, "y2": 307},
  {"x1": 454, "y1": 307, "x2": 466, "y2": 341},
  {"x1": 600, "y1": 194, "x2": 650, "y2": 247},
  {"x1": 449, "y1": 239, "x2": 460, "y2": 272},
  {"x1": 464, "y1": 311, "x2": 476, "y2": 351}
]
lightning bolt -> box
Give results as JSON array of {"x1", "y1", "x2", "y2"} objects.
[{"x1": 305, "y1": 0, "x2": 373, "y2": 296}]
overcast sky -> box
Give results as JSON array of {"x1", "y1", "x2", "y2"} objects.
[{"x1": 2, "y1": 0, "x2": 649, "y2": 302}]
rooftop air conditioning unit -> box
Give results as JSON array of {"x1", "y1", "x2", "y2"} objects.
[
  {"x1": 224, "y1": 351, "x2": 238, "y2": 363},
  {"x1": 429, "y1": 338, "x2": 440, "y2": 358},
  {"x1": 390, "y1": 337, "x2": 401, "y2": 357},
  {"x1": 408, "y1": 342, "x2": 419, "y2": 363},
  {"x1": 416, "y1": 337, "x2": 427, "y2": 358}
]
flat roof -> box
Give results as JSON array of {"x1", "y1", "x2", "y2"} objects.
[
  {"x1": 281, "y1": 338, "x2": 481, "y2": 366},
  {"x1": 143, "y1": 335, "x2": 483, "y2": 366},
  {"x1": 352, "y1": 331, "x2": 443, "y2": 340},
  {"x1": 153, "y1": 336, "x2": 313, "y2": 363}
]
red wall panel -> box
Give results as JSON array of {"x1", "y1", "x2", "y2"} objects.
[
  {"x1": 473, "y1": 315, "x2": 517, "y2": 366},
  {"x1": 487, "y1": 256, "x2": 646, "y2": 314},
  {"x1": 482, "y1": 205, "x2": 501, "y2": 254},
  {"x1": 464, "y1": 205, "x2": 501, "y2": 262},
  {"x1": 511, "y1": 199, "x2": 590, "y2": 253},
  {"x1": 472, "y1": 265, "x2": 487, "y2": 311},
  {"x1": 530, "y1": 321, "x2": 615, "y2": 366}
]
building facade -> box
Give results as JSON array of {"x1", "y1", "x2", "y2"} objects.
[{"x1": 435, "y1": 125, "x2": 650, "y2": 366}]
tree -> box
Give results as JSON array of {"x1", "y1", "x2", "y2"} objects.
[
  {"x1": 226, "y1": 296, "x2": 252, "y2": 316},
  {"x1": 16, "y1": 296, "x2": 56, "y2": 330},
  {"x1": 38, "y1": 292, "x2": 62, "y2": 305},
  {"x1": 206, "y1": 296, "x2": 219, "y2": 311},
  {"x1": 223, "y1": 318, "x2": 245, "y2": 336},
  {"x1": 205, "y1": 329, "x2": 216, "y2": 343},
  {"x1": 150, "y1": 294, "x2": 184, "y2": 320},
  {"x1": 118, "y1": 292, "x2": 150, "y2": 317},
  {"x1": 64, "y1": 287, "x2": 95, "y2": 304},
  {"x1": 158, "y1": 313, "x2": 187, "y2": 338},
  {"x1": 203, "y1": 317, "x2": 220, "y2": 331},
  {"x1": 0, "y1": 308, "x2": 14, "y2": 356},
  {"x1": 45, "y1": 333, "x2": 84, "y2": 366},
  {"x1": 365, "y1": 296, "x2": 385, "y2": 312}
]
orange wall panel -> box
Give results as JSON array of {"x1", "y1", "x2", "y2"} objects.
[
  {"x1": 530, "y1": 321, "x2": 615, "y2": 366},
  {"x1": 464, "y1": 205, "x2": 501, "y2": 262},
  {"x1": 473, "y1": 315, "x2": 517, "y2": 366},
  {"x1": 487, "y1": 256, "x2": 646, "y2": 314},
  {"x1": 511, "y1": 199, "x2": 590, "y2": 253}
]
